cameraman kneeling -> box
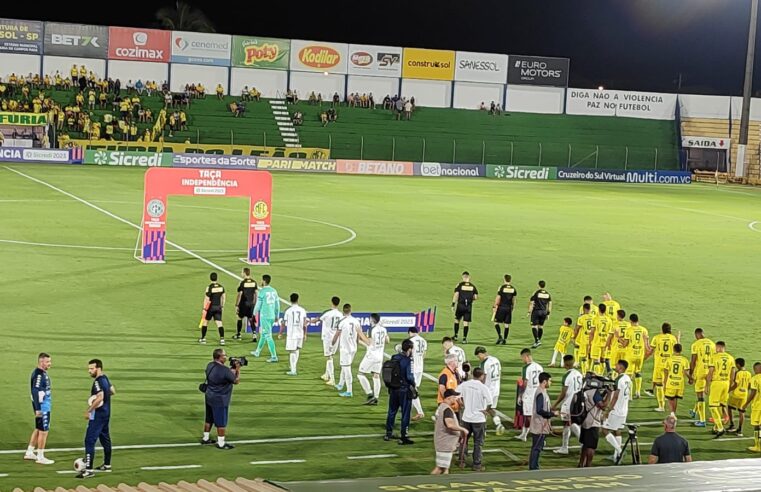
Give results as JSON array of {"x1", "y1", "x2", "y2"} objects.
[{"x1": 201, "y1": 349, "x2": 240, "y2": 449}]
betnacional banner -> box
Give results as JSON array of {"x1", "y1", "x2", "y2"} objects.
[
  {"x1": 171, "y1": 31, "x2": 231, "y2": 66},
  {"x1": 256, "y1": 157, "x2": 336, "y2": 173},
  {"x1": 290, "y1": 39, "x2": 348, "y2": 74},
  {"x1": 172, "y1": 153, "x2": 258, "y2": 169},
  {"x1": 0, "y1": 18, "x2": 42, "y2": 54},
  {"x1": 347, "y1": 44, "x2": 403, "y2": 78},
  {"x1": 487, "y1": 165, "x2": 557, "y2": 180},
  {"x1": 402, "y1": 47, "x2": 455, "y2": 81},
  {"x1": 305, "y1": 307, "x2": 436, "y2": 334},
  {"x1": 454, "y1": 51, "x2": 509, "y2": 84},
  {"x1": 681, "y1": 136, "x2": 730, "y2": 150},
  {"x1": 68, "y1": 139, "x2": 330, "y2": 159},
  {"x1": 84, "y1": 150, "x2": 172, "y2": 167},
  {"x1": 566, "y1": 89, "x2": 677, "y2": 120},
  {"x1": 108, "y1": 27, "x2": 170, "y2": 62},
  {"x1": 336, "y1": 160, "x2": 414, "y2": 176},
  {"x1": 0, "y1": 112, "x2": 48, "y2": 125},
  {"x1": 557, "y1": 168, "x2": 691, "y2": 184},
  {"x1": 43, "y1": 22, "x2": 108, "y2": 58},
  {"x1": 231, "y1": 36, "x2": 290, "y2": 70},
  {"x1": 507, "y1": 55, "x2": 569, "y2": 87},
  {"x1": 415, "y1": 162, "x2": 486, "y2": 178},
  {"x1": 0, "y1": 147, "x2": 70, "y2": 163}
]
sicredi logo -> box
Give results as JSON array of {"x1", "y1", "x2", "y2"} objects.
[
  {"x1": 51, "y1": 33, "x2": 100, "y2": 47},
  {"x1": 299, "y1": 46, "x2": 340, "y2": 69},
  {"x1": 420, "y1": 162, "x2": 441, "y2": 176},
  {"x1": 351, "y1": 52, "x2": 372, "y2": 66}
]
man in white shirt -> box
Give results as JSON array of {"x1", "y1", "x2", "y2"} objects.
[
  {"x1": 319, "y1": 296, "x2": 343, "y2": 386},
  {"x1": 408, "y1": 327, "x2": 428, "y2": 420},
  {"x1": 358, "y1": 314, "x2": 389, "y2": 405},
  {"x1": 517, "y1": 348, "x2": 544, "y2": 441},
  {"x1": 278, "y1": 293, "x2": 307, "y2": 376},
  {"x1": 456, "y1": 367, "x2": 494, "y2": 471},
  {"x1": 475, "y1": 346, "x2": 504, "y2": 433},
  {"x1": 552, "y1": 354, "x2": 583, "y2": 454},
  {"x1": 442, "y1": 337, "x2": 467, "y2": 379},
  {"x1": 331, "y1": 304, "x2": 367, "y2": 398},
  {"x1": 603, "y1": 360, "x2": 632, "y2": 463}
]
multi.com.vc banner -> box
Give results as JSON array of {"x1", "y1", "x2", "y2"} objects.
[{"x1": 557, "y1": 168, "x2": 691, "y2": 184}]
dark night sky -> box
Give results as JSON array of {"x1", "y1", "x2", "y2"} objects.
[{"x1": 3, "y1": 0, "x2": 759, "y2": 95}]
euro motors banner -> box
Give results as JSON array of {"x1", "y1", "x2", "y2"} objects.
[
  {"x1": 231, "y1": 36, "x2": 290, "y2": 70},
  {"x1": 171, "y1": 31, "x2": 231, "y2": 66},
  {"x1": 415, "y1": 162, "x2": 486, "y2": 177},
  {"x1": 0, "y1": 18, "x2": 42, "y2": 54},
  {"x1": 305, "y1": 307, "x2": 436, "y2": 334},
  {"x1": 402, "y1": 47, "x2": 455, "y2": 81},
  {"x1": 108, "y1": 27, "x2": 170, "y2": 62},
  {"x1": 557, "y1": 168, "x2": 691, "y2": 184},
  {"x1": 290, "y1": 39, "x2": 348, "y2": 74},
  {"x1": 507, "y1": 55, "x2": 569, "y2": 87},
  {"x1": 487, "y1": 165, "x2": 557, "y2": 180},
  {"x1": 454, "y1": 51, "x2": 509, "y2": 84},
  {"x1": 566, "y1": 89, "x2": 677, "y2": 120},
  {"x1": 44, "y1": 22, "x2": 108, "y2": 58},
  {"x1": 347, "y1": 44, "x2": 403, "y2": 77}
]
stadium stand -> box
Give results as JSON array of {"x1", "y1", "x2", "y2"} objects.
[
  {"x1": 10, "y1": 477, "x2": 285, "y2": 492},
  {"x1": 681, "y1": 117, "x2": 761, "y2": 183}
]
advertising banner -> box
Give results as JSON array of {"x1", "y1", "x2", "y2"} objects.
[
  {"x1": 44, "y1": 22, "x2": 108, "y2": 58},
  {"x1": 566, "y1": 89, "x2": 677, "y2": 120},
  {"x1": 0, "y1": 112, "x2": 48, "y2": 126},
  {"x1": 347, "y1": 44, "x2": 403, "y2": 77},
  {"x1": 256, "y1": 157, "x2": 336, "y2": 173},
  {"x1": 681, "y1": 136, "x2": 730, "y2": 150},
  {"x1": 0, "y1": 147, "x2": 70, "y2": 163},
  {"x1": 336, "y1": 160, "x2": 414, "y2": 176},
  {"x1": 172, "y1": 153, "x2": 257, "y2": 169},
  {"x1": 84, "y1": 149, "x2": 172, "y2": 166},
  {"x1": 507, "y1": 55, "x2": 569, "y2": 87},
  {"x1": 171, "y1": 31, "x2": 231, "y2": 66},
  {"x1": 108, "y1": 27, "x2": 170, "y2": 62},
  {"x1": 231, "y1": 36, "x2": 290, "y2": 70},
  {"x1": 402, "y1": 47, "x2": 455, "y2": 81},
  {"x1": 305, "y1": 307, "x2": 436, "y2": 334},
  {"x1": 290, "y1": 39, "x2": 348, "y2": 74},
  {"x1": 557, "y1": 168, "x2": 691, "y2": 184},
  {"x1": 454, "y1": 51, "x2": 509, "y2": 84},
  {"x1": 0, "y1": 18, "x2": 42, "y2": 54},
  {"x1": 415, "y1": 162, "x2": 486, "y2": 178},
  {"x1": 69, "y1": 139, "x2": 330, "y2": 159},
  {"x1": 487, "y1": 165, "x2": 557, "y2": 180}
]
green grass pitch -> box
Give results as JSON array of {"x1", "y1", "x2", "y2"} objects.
[{"x1": 0, "y1": 163, "x2": 760, "y2": 491}]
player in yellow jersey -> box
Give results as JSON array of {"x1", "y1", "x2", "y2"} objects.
[
  {"x1": 741, "y1": 362, "x2": 761, "y2": 452},
  {"x1": 706, "y1": 341, "x2": 735, "y2": 438},
  {"x1": 689, "y1": 328, "x2": 715, "y2": 427},
  {"x1": 588, "y1": 304, "x2": 613, "y2": 376},
  {"x1": 663, "y1": 344, "x2": 691, "y2": 417},
  {"x1": 647, "y1": 323, "x2": 679, "y2": 412},
  {"x1": 606, "y1": 310, "x2": 630, "y2": 377},
  {"x1": 578, "y1": 296, "x2": 598, "y2": 316},
  {"x1": 574, "y1": 304, "x2": 596, "y2": 373},
  {"x1": 549, "y1": 317, "x2": 575, "y2": 367},
  {"x1": 622, "y1": 313, "x2": 648, "y2": 398},
  {"x1": 728, "y1": 358, "x2": 751, "y2": 436},
  {"x1": 601, "y1": 293, "x2": 620, "y2": 321}
]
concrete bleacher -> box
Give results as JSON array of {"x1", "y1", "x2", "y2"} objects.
[{"x1": 681, "y1": 117, "x2": 761, "y2": 182}]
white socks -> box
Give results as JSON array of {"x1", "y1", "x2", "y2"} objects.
[
  {"x1": 218, "y1": 436, "x2": 225, "y2": 446},
  {"x1": 571, "y1": 423, "x2": 581, "y2": 438},
  {"x1": 342, "y1": 366, "x2": 353, "y2": 393},
  {"x1": 27, "y1": 445, "x2": 35, "y2": 454},
  {"x1": 325, "y1": 358, "x2": 334, "y2": 380},
  {"x1": 562, "y1": 426, "x2": 571, "y2": 449},
  {"x1": 605, "y1": 433, "x2": 622, "y2": 455},
  {"x1": 358, "y1": 373, "x2": 372, "y2": 396},
  {"x1": 412, "y1": 397, "x2": 423, "y2": 415},
  {"x1": 337, "y1": 365, "x2": 346, "y2": 387},
  {"x1": 519, "y1": 426, "x2": 529, "y2": 439},
  {"x1": 373, "y1": 375, "x2": 381, "y2": 399},
  {"x1": 203, "y1": 432, "x2": 210, "y2": 441},
  {"x1": 551, "y1": 350, "x2": 560, "y2": 366},
  {"x1": 290, "y1": 350, "x2": 299, "y2": 373}
]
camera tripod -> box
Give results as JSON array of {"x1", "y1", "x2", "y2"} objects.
[{"x1": 614, "y1": 425, "x2": 641, "y2": 465}]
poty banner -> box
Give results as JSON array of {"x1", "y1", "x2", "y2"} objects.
[
  {"x1": 0, "y1": 18, "x2": 42, "y2": 54},
  {"x1": 68, "y1": 139, "x2": 330, "y2": 159},
  {"x1": 0, "y1": 112, "x2": 48, "y2": 125},
  {"x1": 487, "y1": 165, "x2": 557, "y2": 180},
  {"x1": 305, "y1": 307, "x2": 436, "y2": 334},
  {"x1": 44, "y1": 22, "x2": 108, "y2": 58},
  {"x1": 402, "y1": 47, "x2": 455, "y2": 81},
  {"x1": 256, "y1": 157, "x2": 336, "y2": 173},
  {"x1": 84, "y1": 150, "x2": 172, "y2": 167},
  {"x1": 455, "y1": 51, "x2": 509, "y2": 84},
  {"x1": 557, "y1": 168, "x2": 691, "y2": 184},
  {"x1": 415, "y1": 162, "x2": 486, "y2": 178},
  {"x1": 566, "y1": 89, "x2": 677, "y2": 120},
  {"x1": 681, "y1": 136, "x2": 731, "y2": 150},
  {"x1": 507, "y1": 55, "x2": 569, "y2": 87},
  {"x1": 172, "y1": 153, "x2": 257, "y2": 169},
  {"x1": 336, "y1": 160, "x2": 414, "y2": 176},
  {"x1": 108, "y1": 27, "x2": 170, "y2": 62},
  {"x1": 347, "y1": 44, "x2": 403, "y2": 78},
  {"x1": 231, "y1": 36, "x2": 290, "y2": 70},
  {"x1": 290, "y1": 39, "x2": 348, "y2": 74},
  {"x1": 0, "y1": 147, "x2": 70, "y2": 163},
  {"x1": 171, "y1": 31, "x2": 231, "y2": 66}
]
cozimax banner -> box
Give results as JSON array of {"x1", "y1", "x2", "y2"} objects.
[
  {"x1": 290, "y1": 39, "x2": 348, "y2": 74},
  {"x1": 171, "y1": 31, "x2": 231, "y2": 66},
  {"x1": 348, "y1": 44, "x2": 403, "y2": 77},
  {"x1": 108, "y1": 27, "x2": 170, "y2": 62}
]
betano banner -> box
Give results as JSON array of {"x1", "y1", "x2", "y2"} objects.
[
  {"x1": 347, "y1": 44, "x2": 403, "y2": 78},
  {"x1": 336, "y1": 160, "x2": 414, "y2": 176},
  {"x1": 68, "y1": 139, "x2": 330, "y2": 159},
  {"x1": 566, "y1": 88, "x2": 677, "y2": 120},
  {"x1": 402, "y1": 47, "x2": 455, "y2": 81},
  {"x1": 231, "y1": 36, "x2": 290, "y2": 70},
  {"x1": 454, "y1": 51, "x2": 509, "y2": 84},
  {"x1": 0, "y1": 18, "x2": 42, "y2": 54},
  {"x1": 0, "y1": 112, "x2": 48, "y2": 125},
  {"x1": 290, "y1": 39, "x2": 348, "y2": 74},
  {"x1": 507, "y1": 55, "x2": 569, "y2": 87},
  {"x1": 44, "y1": 22, "x2": 108, "y2": 58},
  {"x1": 108, "y1": 27, "x2": 170, "y2": 62},
  {"x1": 171, "y1": 31, "x2": 231, "y2": 66}
]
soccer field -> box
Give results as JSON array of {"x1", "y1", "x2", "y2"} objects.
[{"x1": 1, "y1": 163, "x2": 760, "y2": 491}]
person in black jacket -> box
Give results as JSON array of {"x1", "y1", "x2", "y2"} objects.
[{"x1": 385, "y1": 339, "x2": 417, "y2": 445}]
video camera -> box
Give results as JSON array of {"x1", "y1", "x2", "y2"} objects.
[
  {"x1": 583, "y1": 373, "x2": 615, "y2": 391},
  {"x1": 229, "y1": 356, "x2": 248, "y2": 368}
]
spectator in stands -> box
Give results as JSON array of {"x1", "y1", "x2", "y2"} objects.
[
  {"x1": 98, "y1": 91, "x2": 107, "y2": 109},
  {"x1": 495, "y1": 103, "x2": 502, "y2": 115},
  {"x1": 164, "y1": 92, "x2": 173, "y2": 109},
  {"x1": 70, "y1": 65, "x2": 77, "y2": 85},
  {"x1": 309, "y1": 91, "x2": 317, "y2": 105},
  {"x1": 197, "y1": 83, "x2": 206, "y2": 99},
  {"x1": 489, "y1": 101, "x2": 496, "y2": 115},
  {"x1": 327, "y1": 107, "x2": 337, "y2": 123},
  {"x1": 293, "y1": 111, "x2": 303, "y2": 126},
  {"x1": 286, "y1": 89, "x2": 296, "y2": 104},
  {"x1": 332, "y1": 92, "x2": 340, "y2": 107},
  {"x1": 479, "y1": 102, "x2": 486, "y2": 111},
  {"x1": 145, "y1": 108, "x2": 153, "y2": 123},
  {"x1": 249, "y1": 87, "x2": 261, "y2": 102},
  {"x1": 383, "y1": 94, "x2": 392, "y2": 110},
  {"x1": 347, "y1": 93, "x2": 355, "y2": 107},
  {"x1": 180, "y1": 111, "x2": 188, "y2": 131},
  {"x1": 126, "y1": 80, "x2": 134, "y2": 93},
  {"x1": 320, "y1": 111, "x2": 328, "y2": 127},
  {"x1": 234, "y1": 101, "x2": 245, "y2": 117},
  {"x1": 88, "y1": 91, "x2": 96, "y2": 111},
  {"x1": 394, "y1": 98, "x2": 404, "y2": 120},
  {"x1": 135, "y1": 80, "x2": 144, "y2": 95},
  {"x1": 648, "y1": 416, "x2": 692, "y2": 464},
  {"x1": 317, "y1": 93, "x2": 323, "y2": 106},
  {"x1": 368, "y1": 93, "x2": 375, "y2": 109},
  {"x1": 242, "y1": 86, "x2": 250, "y2": 101},
  {"x1": 114, "y1": 79, "x2": 121, "y2": 95},
  {"x1": 216, "y1": 84, "x2": 225, "y2": 100},
  {"x1": 404, "y1": 99, "x2": 412, "y2": 120}
]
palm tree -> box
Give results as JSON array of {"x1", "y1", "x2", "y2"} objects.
[{"x1": 156, "y1": 1, "x2": 216, "y2": 33}]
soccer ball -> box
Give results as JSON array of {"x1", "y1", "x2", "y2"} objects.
[
  {"x1": 73, "y1": 458, "x2": 86, "y2": 472},
  {"x1": 495, "y1": 424, "x2": 506, "y2": 436}
]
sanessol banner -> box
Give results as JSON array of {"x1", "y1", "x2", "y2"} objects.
[{"x1": 454, "y1": 51, "x2": 508, "y2": 84}]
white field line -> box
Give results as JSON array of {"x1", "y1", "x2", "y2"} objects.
[
  {"x1": 346, "y1": 454, "x2": 397, "y2": 460},
  {"x1": 141, "y1": 465, "x2": 202, "y2": 470},
  {"x1": 250, "y1": 460, "x2": 304, "y2": 465},
  {"x1": 749, "y1": 221, "x2": 760, "y2": 232},
  {"x1": 0, "y1": 473, "x2": 8, "y2": 477},
  {"x1": 56, "y1": 469, "x2": 111, "y2": 475}
]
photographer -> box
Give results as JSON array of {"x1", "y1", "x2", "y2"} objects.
[
  {"x1": 602, "y1": 360, "x2": 632, "y2": 462},
  {"x1": 201, "y1": 349, "x2": 240, "y2": 450},
  {"x1": 579, "y1": 379, "x2": 606, "y2": 467}
]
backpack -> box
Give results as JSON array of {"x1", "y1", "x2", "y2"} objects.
[
  {"x1": 382, "y1": 357, "x2": 403, "y2": 389},
  {"x1": 569, "y1": 389, "x2": 587, "y2": 425}
]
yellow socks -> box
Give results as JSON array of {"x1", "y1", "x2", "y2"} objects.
[
  {"x1": 656, "y1": 385, "x2": 665, "y2": 409},
  {"x1": 710, "y1": 407, "x2": 725, "y2": 432},
  {"x1": 697, "y1": 400, "x2": 706, "y2": 422}
]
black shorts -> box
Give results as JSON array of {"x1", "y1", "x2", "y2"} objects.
[
  {"x1": 531, "y1": 311, "x2": 547, "y2": 326},
  {"x1": 237, "y1": 303, "x2": 254, "y2": 318},
  {"x1": 494, "y1": 307, "x2": 513, "y2": 324},
  {"x1": 205, "y1": 307, "x2": 222, "y2": 321},
  {"x1": 455, "y1": 305, "x2": 472, "y2": 322},
  {"x1": 580, "y1": 427, "x2": 599, "y2": 449},
  {"x1": 35, "y1": 412, "x2": 51, "y2": 432},
  {"x1": 204, "y1": 403, "x2": 229, "y2": 428},
  {"x1": 666, "y1": 395, "x2": 683, "y2": 401}
]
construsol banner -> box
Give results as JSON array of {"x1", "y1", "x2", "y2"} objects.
[
  {"x1": 415, "y1": 162, "x2": 486, "y2": 178},
  {"x1": 108, "y1": 27, "x2": 170, "y2": 62},
  {"x1": 347, "y1": 44, "x2": 403, "y2": 77},
  {"x1": 487, "y1": 165, "x2": 557, "y2": 180},
  {"x1": 84, "y1": 149, "x2": 172, "y2": 166},
  {"x1": 566, "y1": 89, "x2": 677, "y2": 120},
  {"x1": 0, "y1": 18, "x2": 42, "y2": 54},
  {"x1": 557, "y1": 168, "x2": 691, "y2": 184},
  {"x1": 290, "y1": 39, "x2": 348, "y2": 74},
  {"x1": 336, "y1": 160, "x2": 414, "y2": 176},
  {"x1": 402, "y1": 47, "x2": 455, "y2": 81},
  {"x1": 231, "y1": 36, "x2": 290, "y2": 70},
  {"x1": 507, "y1": 55, "x2": 569, "y2": 87},
  {"x1": 172, "y1": 153, "x2": 258, "y2": 169},
  {"x1": 454, "y1": 51, "x2": 509, "y2": 84},
  {"x1": 171, "y1": 31, "x2": 231, "y2": 66},
  {"x1": 0, "y1": 112, "x2": 48, "y2": 125},
  {"x1": 44, "y1": 22, "x2": 108, "y2": 58},
  {"x1": 69, "y1": 140, "x2": 330, "y2": 159},
  {"x1": 256, "y1": 157, "x2": 336, "y2": 172}
]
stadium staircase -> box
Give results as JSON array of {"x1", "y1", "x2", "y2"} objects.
[
  {"x1": 269, "y1": 99, "x2": 301, "y2": 148},
  {"x1": 681, "y1": 117, "x2": 761, "y2": 183},
  {"x1": 12, "y1": 477, "x2": 285, "y2": 492}
]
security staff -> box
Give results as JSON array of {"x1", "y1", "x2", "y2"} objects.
[{"x1": 385, "y1": 339, "x2": 417, "y2": 445}]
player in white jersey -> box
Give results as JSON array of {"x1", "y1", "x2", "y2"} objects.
[
  {"x1": 552, "y1": 354, "x2": 583, "y2": 454},
  {"x1": 358, "y1": 314, "x2": 389, "y2": 405},
  {"x1": 517, "y1": 348, "x2": 543, "y2": 441},
  {"x1": 442, "y1": 337, "x2": 467, "y2": 379},
  {"x1": 408, "y1": 327, "x2": 428, "y2": 420},
  {"x1": 602, "y1": 360, "x2": 632, "y2": 463},
  {"x1": 319, "y1": 296, "x2": 343, "y2": 386},
  {"x1": 331, "y1": 304, "x2": 367, "y2": 398},
  {"x1": 278, "y1": 293, "x2": 308, "y2": 376},
  {"x1": 475, "y1": 346, "x2": 505, "y2": 434}
]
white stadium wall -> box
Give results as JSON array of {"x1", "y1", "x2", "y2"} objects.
[
  {"x1": 0, "y1": 54, "x2": 41, "y2": 79},
  {"x1": 506, "y1": 85, "x2": 564, "y2": 114},
  {"x1": 230, "y1": 68, "x2": 287, "y2": 99},
  {"x1": 566, "y1": 88, "x2": 676, "y2": 120},
  {"x1": 453, "y1": 81, "x2": 504, "y2": 110},
  {"x1": 43, "y1": 56, "x2": 106, "y2": 79},
  {"x1": 107, "y1": 60, "x2": 168, "y2": 86},
  {"x1": 346, "y1": 75, "x2": 399, "y2": 100},
  {"x1": 678, "y1": 94, "x2": 730, "y2": 119},
  {"x1": 289, "y1": 71, "x2": 345, "y2": 100},
  {"x1": 729, "y1": 96, "x2": 761, "y2": 121},
  {"x1": 170, "y1": 64, "x2": 229, "y2": 94},
  {"x1": 401, "y1": 79, "x2": 451, "y2": 108}
]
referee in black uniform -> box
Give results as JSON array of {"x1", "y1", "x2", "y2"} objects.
[
  {"x1": 492, "y1": 274, "x2": 517, "y2": 345},
  {"x1": 527, "y1": 280, "x2": 552, "y2": 348},
  {"x1": 200, "y1": 272, "x2": 226, "y2": 346},
  {"x1": 452, "y1": 271, "x2": 478, "y2": 344},
  {"x1": 234, "y1": 267, "x2": 258, "y2": 342}
]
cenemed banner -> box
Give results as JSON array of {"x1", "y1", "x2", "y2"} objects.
[
  {"x1": 487, "y1": 165, "x2": 557, "y2": 180},
  {"x1": 0, "y1": 18, "x2": 43, "y2": 54},
  {"x1": 84, "y1": 150, "x2": 172, "y2": 167},
  {"x1": 171, "y1": 31, "x2": 231, "y2": 66},
  {"x1": 290, "y1": 39, "x2": 348, "y2": 74},
  {"x1": 347, "y1": 44, "x2": 403, "y2": 77},
  {"x1": 44, "y1": 22, "x2": 108, "y2": 58},
  {"x1": 0, "y1": 112, "x2": 48, "y2": 125},
  {"x1": 402, "y1": 47, "x2": 455, "y2": 81},
  {"x1": 231, "y1": 36, "x2": 289, "y2": 70}
]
